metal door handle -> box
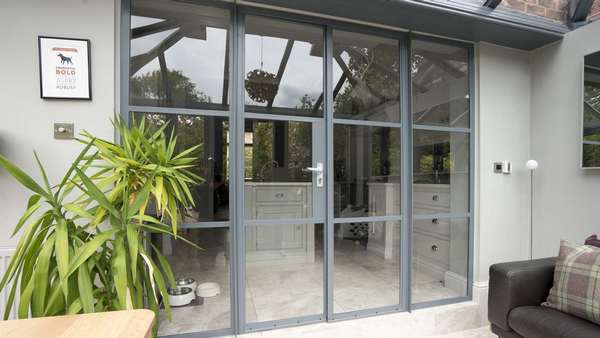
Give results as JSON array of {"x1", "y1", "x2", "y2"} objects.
[
  {"x1": 305, "y1": 162, "x2": 324, "y2": 188},
  {"x1": 305, "y1": 164, "x2": 323, "y2": 173}
]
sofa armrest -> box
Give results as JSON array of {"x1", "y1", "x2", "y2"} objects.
[{"x1": 488, "y1": 257, "x2": 556, "y2": 332}]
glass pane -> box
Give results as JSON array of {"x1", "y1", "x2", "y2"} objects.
[
  {"x1": 154, "y1": 227, "x2": 231, "y2": 335},
  {"x1": 583, "y1": 143, "x2": 600, "y2": 167},
  {"x1": 245, "y1": 223, "x2": 324, "y2": 322},
  {"x1": 334, "y1": 124, "x2": 400, "y2": 218},
  {"x1": 245, "y1": 16, "x2": 324, "y2": 116},
  {"x1": 133, "y1": 113, "x2": 229, "y2": 222},
  {"x1": 412, "y1": 218, "x2": 468, "y2": 303},
  {"x1": 332, "y1": 30, "x2": 400, "y2": 123},
  {"x1": 411, "y1": 40, "x2": 469, "y2": 128},
  {"x1": 413, "y1": 130, "x2": 469, "y2": 215},
  {"x1": 333, "y1": 221, "x2": 400, "y2": 312},
  {"x1": 244, "y1": 119, "x2": 313, "y2": 220},
  {"x1": 130, "y1": 0, "x2": 230, "y2": 110}
]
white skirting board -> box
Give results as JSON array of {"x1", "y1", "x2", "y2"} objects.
[{"x1": 0, "y1": 246, "x2": 18, "y2": 320}]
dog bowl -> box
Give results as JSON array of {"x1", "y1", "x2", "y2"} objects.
[
  {"x1": 196, "y1": 282, "x2": 220, "y2": 298},
  {"x1": 167, "y1": 286, "x2": 195, "y2": 307},
  {"x1": 176, "y1": 277, "x2": 197, "y2": 292}
]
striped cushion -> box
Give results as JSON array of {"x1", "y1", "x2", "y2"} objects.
[{"x1": 542, "y1": 240, "x2": 600, "y2": 325}]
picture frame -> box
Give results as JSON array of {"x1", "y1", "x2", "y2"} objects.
[{"x1": 38, "y1": 36, "x2": 91, "y2": 100}]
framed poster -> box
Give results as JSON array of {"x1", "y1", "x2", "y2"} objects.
[{"x1": 38, "y1": 36, "x2": 91, "y2": 100}]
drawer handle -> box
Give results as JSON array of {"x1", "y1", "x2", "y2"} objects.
[
  {"x1": 275, "y1": 193, "x2": 284, "y2": 199},
  {"x1": 431, "y1": 245, "x2": 439, "y2": 252},
  {"x1": 432, "y1": 195, "x2": 439, "y2": 202},
  {"x1": 432, "y1": 218, "x2": 439, "y2": 225}
]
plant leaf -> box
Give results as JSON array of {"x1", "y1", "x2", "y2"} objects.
[
  {"x1": 73, "y1": 167, "x2": 120, "y2": 219},
  {"x1": 12, "y1": 199, "x2": 41, "y2": 237},
  {"x1": 0, "y1": 154, "x2": 50, "y2": 199},
  {"x1": 67, "y1": 229, "x2": 118, "y2": 277},
  {"x1": 151, "y1": 243, "x2": 175, "y2": 289},
  {"x1": 111, "y1": 234, "x2": 130, "y2": 310},
  {"x1": 126, "y1": 223, "x2": 139, "y2": 281},
  {"x1": 77, "y1": 263, "x2": 94, "y2": 313},
  {"x1": 32, "y1": 234, "x2": 55, "y2": 317},
  {"x1": 55, "y1": 218, "x2": 70, "y2": 300}
]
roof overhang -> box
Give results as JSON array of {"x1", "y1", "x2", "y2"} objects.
[{"x1": 237, "y1": 0, "x2": 570, "y2": 50}]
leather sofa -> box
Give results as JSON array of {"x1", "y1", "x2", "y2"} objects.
[{"x1": 488, "y1": 258, "x2": 600, "y2": 338}]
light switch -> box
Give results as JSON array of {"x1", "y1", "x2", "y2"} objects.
[
  {"x1": 493, "y1": 161, "x2": 512, "y2": 174},
  {"x1": 54, "y1": 123, "x2": 74, "y2": 140}
]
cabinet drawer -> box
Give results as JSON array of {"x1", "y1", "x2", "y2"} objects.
[
  {"x1": 413, "y1": 190, "x2": 450, "y2": 208},
  {"x1": 255, "y1": 187, "x2": 305, "y2": 203},
  {"x1": 414, "y1": 233, "x2": 449, "y2": 266},
  {"x1": 414, "y1": 218, "x2": 450, "y2": 237}
]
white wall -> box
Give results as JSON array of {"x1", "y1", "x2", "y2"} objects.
[
  {"x1": 530, "y1": 20, "x2": 600, "y2": 258},
  {"x1": 475, "y1": 43, "x2": 533, "y2": 283},
  {"x1": 0, "y1": 0, "x2": 116, "y2": 247}
]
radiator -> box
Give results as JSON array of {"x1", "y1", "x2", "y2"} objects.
[{"x1": 0, "y1": 247, "x2": 18, "y2": 320}]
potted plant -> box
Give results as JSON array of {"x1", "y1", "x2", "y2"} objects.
[{"x1": 0, "y1": 117, "x2": 201, "y2": 336}]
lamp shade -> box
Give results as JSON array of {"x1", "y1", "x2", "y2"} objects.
[{"x1": 526, "y1": 160, "x2": 539, "y2": 170}]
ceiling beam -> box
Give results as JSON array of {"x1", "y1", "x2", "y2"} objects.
[
  {"x1": 569, "y1": 0, "x2": 594, "y2": 26},
  {"x1": 482, "y1": 0, "x2": 503, "y2": 10},
  {"x1": 131, "y1": 20, "x2": 178, "y2": 39},
  {"x1": 267, "y1": 39, "x2": 294, "y2": 109}
]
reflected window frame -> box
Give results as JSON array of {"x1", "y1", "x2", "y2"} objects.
[
  {"x1": 243, "y1": 15, "x2": 326, "y2": 117},
  {"x1": 129, "y1": 0, "x2": 232, "y2": 111},
  {"x1": 331, "y1": 29, "x2": 401, "y2": 123},
  {"x1": 410, "y1": 39, "x2": 471, "y2": 129},
  {"x1": 582, "y1": 65, "x2": 600, "y2": 168}
]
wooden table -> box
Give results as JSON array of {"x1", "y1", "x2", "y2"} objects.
[{"x1": 0, "y1": 310, "x2": 155, "y2": 338}]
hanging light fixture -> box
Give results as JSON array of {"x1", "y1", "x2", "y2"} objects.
[{"x1": 245, "y1": 35, "x2": 278, "y2": 103}]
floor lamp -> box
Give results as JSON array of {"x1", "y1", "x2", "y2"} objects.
[{"x1": 526, "y1": 160, "x2": 538, "y2": 260}]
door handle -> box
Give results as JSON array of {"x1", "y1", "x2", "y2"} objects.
[
  {"x1": 305, "y1": 163, "x2": 323, "y2": 173},
  {"x1": 305, "y1": 162, "x2": 324, "y2": 187}
]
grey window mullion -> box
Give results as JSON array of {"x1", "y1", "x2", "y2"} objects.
[
  {"x1": 245, "y1": 218, "x2": 326, "y2": 226},
  {"x1": 233, "y1": 8, "x2": 246, "y2": 334},
  {"x1": 120, "y1": 0, "x2": 131, "y2": 129},
  {"x1": 180, "y1": 222, "x2": 230, "y2": 229},
  {"x1": 400, "y1": 36, "x2": 412, "y2": 312},
  {"x1": 244, "y1": 111, "x2": 324, "y2": 123},
  {"x1": 413, "y1": 124, "x2": 471, "y2": 133},
  {"x1": 333, "y1": 215, "x2": 402, "y2": 224},
  {"x1": 128, "y1": 105, "x2": 230, "y2": 117},
  {"x1": 324, "y1": 25, "x2": 335, "y2": 321},
  {"x1": 412, "y1": 213, "x2": 470, "y2": 220},
  {"x1": 332, "y1": 118, "x2": 402, "y2": 129}
]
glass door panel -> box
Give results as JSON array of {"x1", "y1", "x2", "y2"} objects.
[
  {"x1": 411, "y1": 217, "x2": 469, "y2": 303},
  {"x1": 245, "y1": 223, "x2": 324, "y2": 322},
  {"x1": 242, "y1": 15, "x2": 326, "y2": 328},
  {"x1": 155, "y1": 228, "x2": 232, "y2": 335},
  {"x1": 410, "y1": 38, "x2": 471, "y2": 306},
  {"x1": 333, "y1": 221, "x2": 400, "y2": 312},
  {"x1": 334, "y1": 124, "x2": 401, "y2": 218},
  {"x1": 331, "y1": 28, "x2": 403, "y2": 317},
  {"x1": 412, "y1": 130, "x2": 469, "y2": 216},
  {"x1": 244, "y1": 118, "x2": 323, "y2": 221}
]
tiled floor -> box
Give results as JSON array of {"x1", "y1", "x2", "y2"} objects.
[
  {"x1": 157, "y1": 230, "x2": 464, "y2": 336},
  {"x1": 234, "y1": 326, "x2": 496, "y2": 338},
  {"x1": 232, "y1": 302, "x2": 491, "y2": 338}
]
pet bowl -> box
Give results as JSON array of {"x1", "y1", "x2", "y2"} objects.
[
  {"x1": 196, "y1": 282, "x2": 220, "y2": 298},
  {"x1": 167, "y1": 286, "x2": 195, "y2": 307},
  {"x1": 176, "y1": 277, "x2": 197, "y2": 291}
]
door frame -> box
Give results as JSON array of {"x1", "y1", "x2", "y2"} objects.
[{"x1": 119, "y1": 1, "x2": 476, "y2": 336}]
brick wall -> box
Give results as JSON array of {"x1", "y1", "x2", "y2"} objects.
[
  {"x1": 500, "y1": 0, "x2": 569, "y2": 22},
  {"x1": 590, "y1": 0, "x2": 600, "y2": 21}
]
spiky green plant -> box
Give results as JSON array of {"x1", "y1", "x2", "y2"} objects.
[{"x1": 0, "y1": 117, "x2": 201, "y2": 336}]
